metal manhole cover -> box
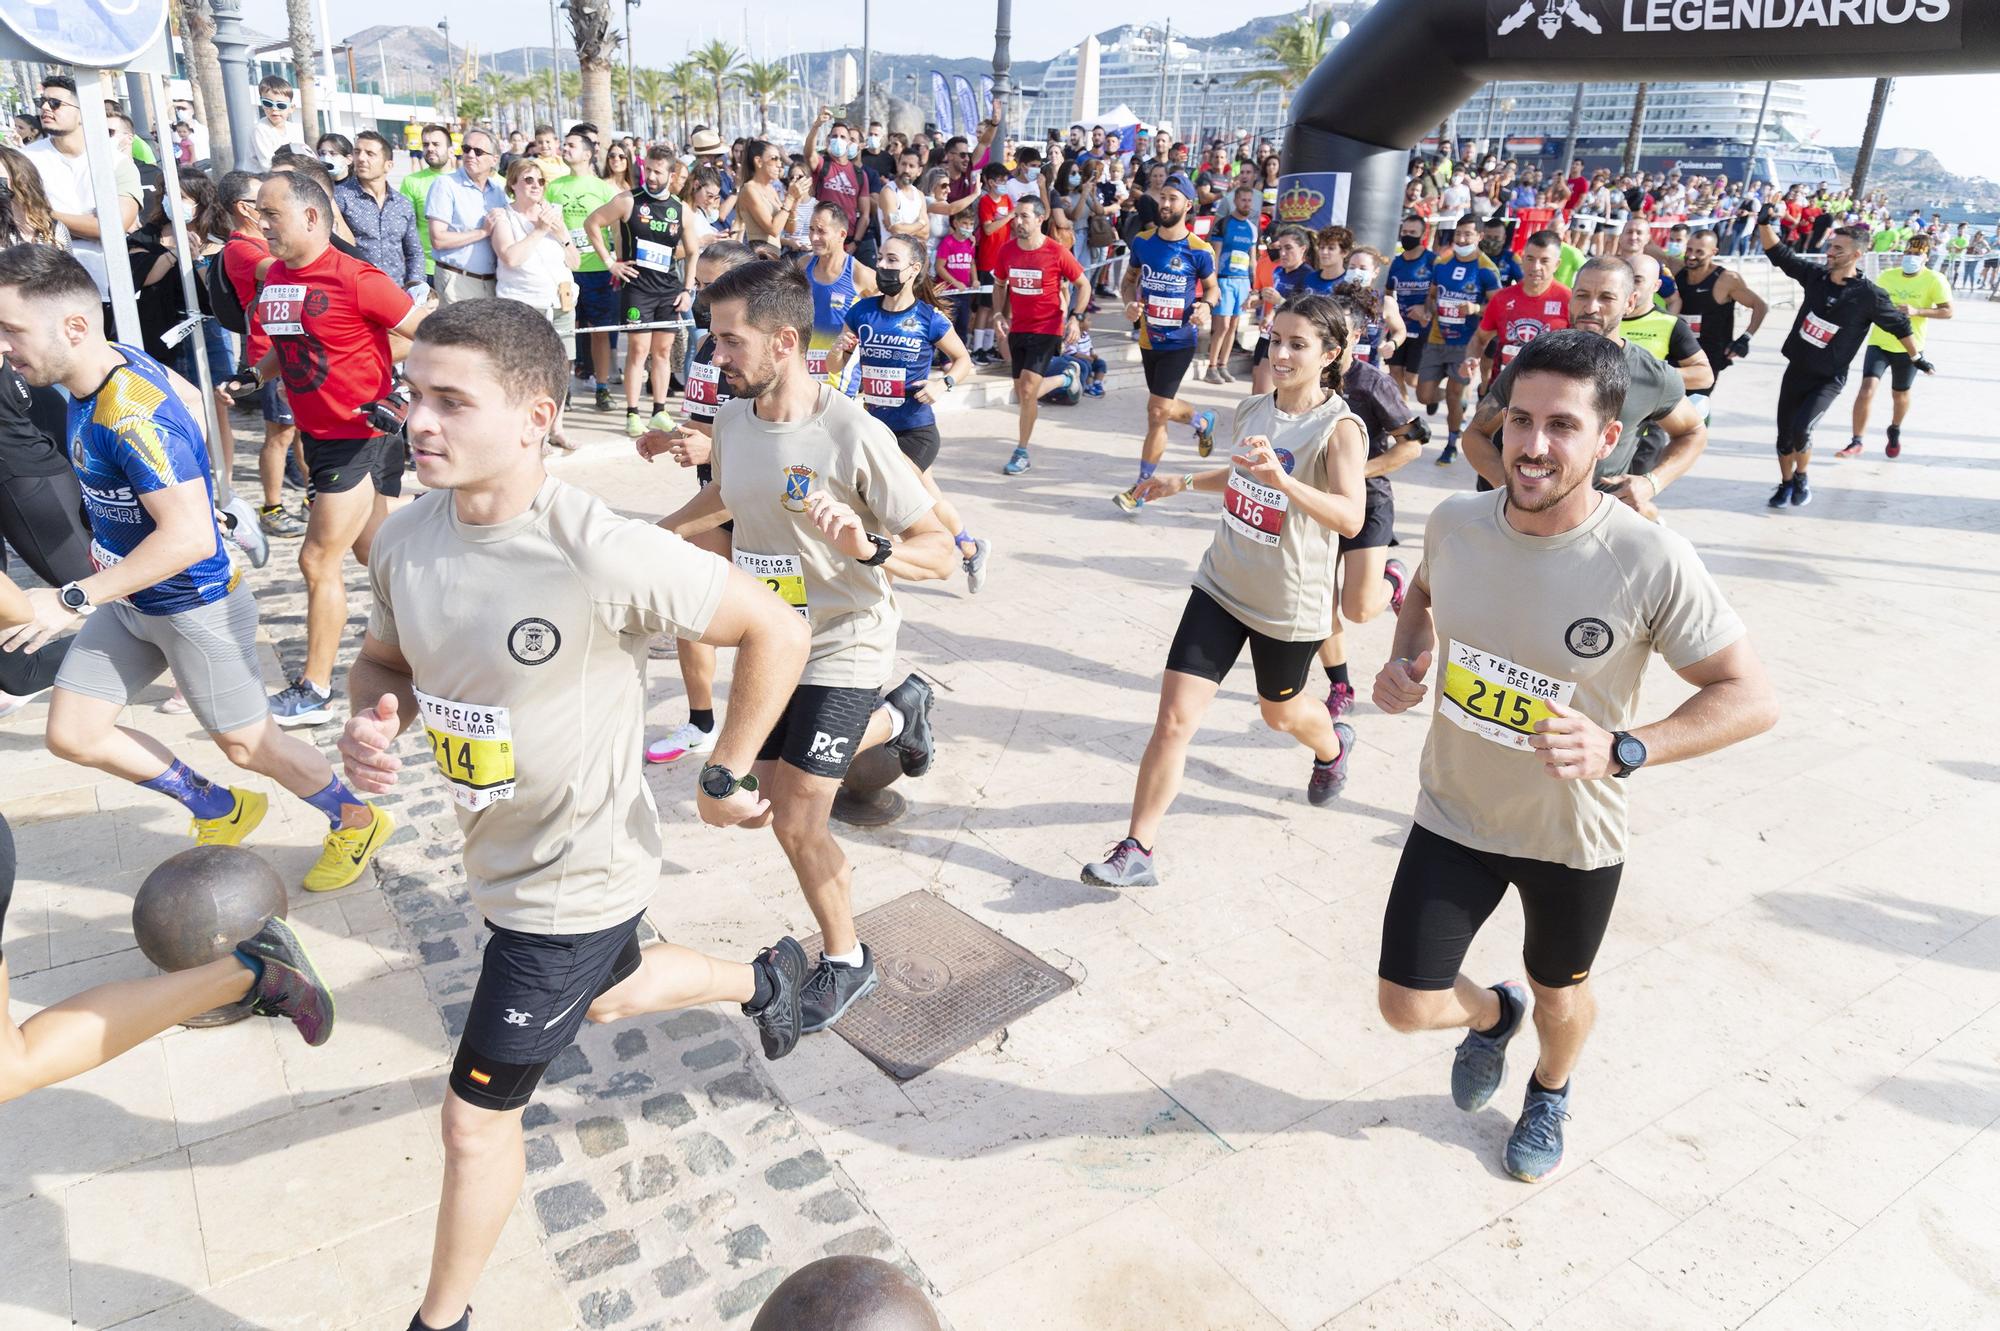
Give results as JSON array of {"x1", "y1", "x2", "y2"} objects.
[{"x1": 802, "y1": 891, "x2": 1073, "y2": 1080}]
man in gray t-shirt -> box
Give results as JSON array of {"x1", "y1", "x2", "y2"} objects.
[{"x1": 1462, "y1": 258, "x2": 1709, "y2": 522}]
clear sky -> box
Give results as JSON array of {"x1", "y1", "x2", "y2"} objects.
[{"x1": 241, "y1": 0, "x2": 2000, "y2": 181}]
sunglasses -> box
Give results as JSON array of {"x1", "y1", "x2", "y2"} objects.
[
  {"x1": 36, "y1": 95, "x2": 76, "y2": 111},
  {"x1": 260, "y1": 98, "x2": 291, "y2": 111},
  {"x1": 518, "y1": 176, "x2": 544, "y2": 186},
  {"x1": 462, "y1": 145, "x2": 494, "y2": 158}
]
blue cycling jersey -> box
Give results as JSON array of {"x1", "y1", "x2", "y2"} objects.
[
  {"x1": 801, "y1": 253, "x2": 860, "y2": 395},
  {"x1": 1127, "y1": 228, "x2": 1217, "y2": 352},
  {"x1": 1387, "y1": 250, "x2": 1436, "y2": 325},
  {"x1": 1426, "y1": 255, "x2": 1501, "y2": 348},
  {"x1": 1272, "y1": 262, "x2": 1332, "y2": 301},
  {"x1": 67, "y1": 345, "x2": 232, "y2": 615},
  {"x1": 843, "y1": 296, "x2": 954, "y2": 434}
]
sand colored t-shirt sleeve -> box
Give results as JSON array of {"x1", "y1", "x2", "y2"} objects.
[{"x1": 563, "y1": 497, "x2": 728, "y2": 642}]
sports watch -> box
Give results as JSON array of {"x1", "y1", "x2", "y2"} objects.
[
  {"x1": 698, "y1": 764, "x2": 758, "y2": 800},
  {"x1": 58, "y1": 581, "x2": 93, "y2": 615},
  {"x1": 860, "y1": 532, "x2": 894, "y2": 566},
  {"x1": 1610, "y1": 731, "x2": 1647, "y2": 778}
]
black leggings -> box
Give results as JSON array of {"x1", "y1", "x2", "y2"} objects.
[
  {"x1": 0, "y1": 469, "x2": 93, "y2": 587},
  {"x1": 0, "y1": 635, "x2": 69, "y2": 698},
  {"x1": 1775, "y1": 364, "x2": 1845, "y2": 458},
  {"x1": 0, "y1": 813, "x2": 14, "y2": 961}
]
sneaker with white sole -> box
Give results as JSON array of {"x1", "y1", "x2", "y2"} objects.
[
  {"x1": 962, "y1": 537, "x2": 991, "y2": 594},
  {"x1": 269, "y1": 679, "x2": 334, "y2": 728},
  {"x1": 645, "y1": 720, "x2": 717, "y2": 765}
]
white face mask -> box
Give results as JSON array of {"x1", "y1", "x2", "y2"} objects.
[
  {"x1": 866, "y1": 134, "x2": 881, "y2": 151},
  {"x1": 1902, "y1": 254, "x2": 1924, "y2": 274},
  {"x1": 1453, "y1": 242, "x2": 1478, "y2": 260},
  {"x1": 319, "y1": 153, "x2": 349, "y2": 180}
]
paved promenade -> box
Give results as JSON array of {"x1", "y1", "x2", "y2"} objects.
[{"x1": 3, "y1": 296, "x2": 1997, "y2": 1330}]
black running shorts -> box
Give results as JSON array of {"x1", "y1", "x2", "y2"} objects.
[
  {"x1": 1165, "y1": 587, "x2": 1320, "y2": 703},
  {"x1": 450, "y1": 912, "x2": 646, "y2": 1110},
  {"x1": 895, "y1": 424, "x2": 941, "y2": 472},
  {"x1": 302, "y1": 431, "x2": 404, "y2": 498},
  {"x1": 1339, "y1": 489, "x2": 1395, "y2": 554},
  {"x1": 1008, "y1": 332, "x2": 1064, "y2": 379},
  {"x1": 1861, "y1": 345, "x2": 1917, "y2": 392},
  {"x1": 1141, "y1": 345, "x2": 1198, "y2": 399},
  {"x1": 758, "y1": 684, "x2": 880, "y2": 779},
  {"x1": 1378, "y1": 823, "x2": 1623, "y2": 992}
]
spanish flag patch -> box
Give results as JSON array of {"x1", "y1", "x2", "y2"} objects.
[{"x1": 468, "y1": 1067, "x2": 492, "y2": 1086}]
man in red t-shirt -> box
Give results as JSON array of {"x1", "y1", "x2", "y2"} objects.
[
  {"x1": 968, "y1": 162, "x2": 1016, "y2": 366},
  {"x1": 1564, "y1": 162, "x2": 1590, "y2": 214},
  {"x1": 803, "y1": 107, "x2": 871, "y2": 248},
  {"x1": 220, "y1": 173, "x2": 306, "y2": 537},
  {"x1": 1466, "y1": 228, "x2": 1571, "y2": 390},
  {"x1": 991, "y1": 197, "x2": 1087, "y2": 476},
  {"x1": 227, "y1": 171, "x2": 425, "y2": 725}
]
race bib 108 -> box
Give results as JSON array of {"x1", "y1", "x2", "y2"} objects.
[
  {"x1": 860, "y1": 363, "x2": 906, "y2": 406},
  {"x1": 1439, "y1": 639, "x2": 1576, "y2": 752}
]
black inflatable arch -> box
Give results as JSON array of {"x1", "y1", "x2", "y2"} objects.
[{"x1": 1279, "y1": 0, "x2": 2000, "y2": 246}]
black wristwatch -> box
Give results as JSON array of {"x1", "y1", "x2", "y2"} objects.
[
  {"x1": 941, "y1": 373, "x2": 956, "y2": 390},
  {"x1": 698, "y1": 763, "x2": 758, "y2": 800},
  {"x1": 1611, "y1": 731, "x2": 1647, "y2": 778},
  {"x1": 860, "y1": 532, "x2": 894, "y2": 566}
]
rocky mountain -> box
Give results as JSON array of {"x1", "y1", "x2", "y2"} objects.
[{"x1": 1829, "y1": 145, "x2": 2000, "y2": 214}]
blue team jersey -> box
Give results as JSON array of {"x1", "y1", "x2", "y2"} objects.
[
  {"x1": 843, "y1": 296, "x2": 954, "y2": 433},
  {"x1": 1272, "y1": 263, "x2": 1332, "y2": 301},
  {"x1": 1426, "y1": 255, "x2": 1501, "y2": 347},
  {"x1": 1214, "y1": 215, "x2": 1260, "y2": 280},
  {"x1": 68, "y1": 345, "x2": 232, "y2": 615},
  {"x1": 1128, "y1": 228, "x2": 1216, "y2": 352},
  {"x1": 1387, "y1": 250, "x2": 1436, "y2": 326},
  {"x1": 801, "y1": 253, "x2": 860, "y2": 395},
  {"x1": 1489, "y1": 249, "x2": 1524, "y2": 286}
]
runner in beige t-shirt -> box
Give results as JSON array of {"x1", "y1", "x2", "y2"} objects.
[
  {"x1": 1370, "y1": 329, "x2": 1777, "y2": 1186},
  {"x1": 661, "y1": 259, "x2": 957, "y2": 1039},
  {"x1": 333, "y1": 300, "x2": 815, "y2": 1331},
  {"x1": 1080, "y1": 296, "x2": 1368, "y2": 889}
]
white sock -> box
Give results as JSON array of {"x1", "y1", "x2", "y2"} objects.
[
  {"x1": 880, "y1": 701, "x2": 907, "y2": 743},
  {"x1": 824, "y1": 946, "x2": 864, "y2": 967}
]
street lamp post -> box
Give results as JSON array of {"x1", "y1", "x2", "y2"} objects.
[
  {"x1": 862, "y1": 0, "x2": 872, "y2": 135},
  {"x1": 991, "y1": 0, "x2": 1013, "y2": 125},
  {"x1": 548, "y1": 0, "x2": 563, "y2": 130},
  {"x1": 623, "y1": 0, "x2": 639, "y2": 133},
  {"x1": 437, "y1": 19, "x2": 453, "y2": 124}
]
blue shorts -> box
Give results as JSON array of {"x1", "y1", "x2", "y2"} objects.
[
  {"x1": 576, "y1": 269, "x2": 617, "y2": 328},
  {"x1": 1215, "y1": 276, "x2": 1252, "y2": 318},
  {"x1": 259, "y1": 379, "x2": 293, "y2": 426}
]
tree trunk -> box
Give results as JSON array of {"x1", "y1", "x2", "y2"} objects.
[
  {"x1": 1850, "y1": 77, "x2": 1893, "y2": 200},
  {"x1": 580, "y1": 59, "x2": 614, "y2": 133},
  {"x1": 180, "y1": 0, "x2": 233, "y2": 165},
  {"x1": 1621, "y1": 82, "x2": 1648, "y2": 173},
  {"x1": 284, "y1": 0, "x2": 320, "y2": 137}
]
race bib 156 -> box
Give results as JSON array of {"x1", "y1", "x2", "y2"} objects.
[
  {"x1": 1439, "y1": 639, "x2": 1576, "y2": 752},
  {"x1": 1222, "y1": 472, "x2": 1288, "y2": 546}
]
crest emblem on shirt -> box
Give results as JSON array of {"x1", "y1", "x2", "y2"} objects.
[
  {"x1": 507, "y1": 617, "x2": 562, "y2": 665},
  {"x1": 1564, "y1": 617, "x2": 1613, "y2": 659},
  {"x1": 305, "y1": 289, "x2": 330, "y2": 318},
  {"x1": 782, "y1": 464, "x2": 817, "y2": 512},
  {"x1": 1274, "y1": 448, "x2": 1296, "y2": 475},
  {"x1": 636, "y1": 204, "x2": 651, "y2": 221}
]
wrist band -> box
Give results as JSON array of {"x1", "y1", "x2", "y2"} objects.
[{"x1": 1181, "y1": 473, "x2": 1196, "y2": 491}]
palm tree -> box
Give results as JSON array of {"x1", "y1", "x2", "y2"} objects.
[
  {"x1": 1850, "y1": 78, "x2": 1893, "y2": 198},
  {"x1": 479, "y1": 69, "x2": 512, "y2": 132},
  {"x1": 688, "y1": 39, "x2": 743, "y2": 136},
  {"x1": 175, "y1": 0, "x2": 233, "y2": 165},
  {"x1": 560, "y1": 71, "x2": 583, "y2": 123},
  {"x1": 1621, "y1": 83, "x2": 1649, "y2": 172},
  {"x1": 739, "y1": 59, "x2": 791, "y2": 138},
  {"x1": 669, "y1": 60, "x2": 706, "y2": 141},
  {"x1": 1238, "y1": 11, "x2": 1334, "y2": 95},
  {"x1": 284, "y1": 0, "x2": 321, "y2": 135},
  {"x1": 634, "y1": 68, "x2": 672, "y2": 142},
  {"x1": 565, "y1": 0, "x2": 619, "y2": 132}
]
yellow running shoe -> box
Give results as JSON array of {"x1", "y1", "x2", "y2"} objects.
[
  {"x1": 191, "y1": 787, "x2": 268, "y2": 846},
  {"x1": 303, "y1": 806, "x2": 395, "y2": 892}
]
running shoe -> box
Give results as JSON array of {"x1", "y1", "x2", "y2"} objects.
[
  {"x1": 303, "y1": 806, "x2": 395, "y2": 893},
  {"x1": 645, "y1": 720, "x2": 717, "y2": 765},
  {"x1": 1383, "y1": 557, "x2": 1409, "y2": 614},
  {"x1": 625, "y1": 410, "x2": 645, "y2": 438},
  {"x1": 1217, "y1": 365, "x2": 1237, "y2": 384},
  {"x1": 1192, "y1": 409, "x2": 1217, "y2": 458},
  {"x1": 1836, "y1": 437, "x2": 1863, "y2": 458},
  {"x1": 234, "y1": 915, "x2": 337, "y2": 1047},
  {"x1": 1505, "y1": 1077, "x2": 1572, "y2": 1183},
  {"x1": 1084, "y1": 382, "x2": 1105, "y2": 398},
  {"x1": 1324, "y1": 681, "x2": 1355, "y2": 721},
  {"x1": 743, "y1": 936, "x2": 807, "y2": 1059},
  {"x1": 1003, "y1": 446, "x2": 1032, "y2": 475},
  {"x1": 1112, "y1": 486, "x2": 1144, "y2": 514},
  {"x1": 191, "y1": 787, "x2": 268, "y2": 847},
  {"x1": 962, "y1": 537, "x2": 991, "y2": 594},
  {"x1": 1081, "y1": 837, "x2": 1158, "y2": 887},
  {"x1": 1885, "y1": 425, "x2": 1902, "y2": 459},
  {"x1": 218, "y1": 494, "x2": 270, "y2": 569},
  {"x1": 800, "y1": 945, "x2": 879, "y2": 1033},
  {"x1": 884, "y1": 673, "x2": 936, "y2": 777},
  {"x1": 649, "y1": 409, "x2": 677, "y2": 434},
  {"x1": 594, "y1": 385, "x2": 614, "y2": 411},
  {"x1": 1306, "y1": 722, "x2": 1356, "y2": 807},
  {"x1": 1451, "y1": 979, "x2": 1527, "y2": 1112},
  {"x1": 1789, "y1": 473, "x2": 1812, "y2": 507},
  {"x1": 1767, "y1": 478, "x2": 1794, "y2": 508},
  {"x1": 1436, "y1": 436, "x2": 1458, "y2": 466},
  {"x1": 258, "y1": 504, "x2": 307, "y2": 538},
  {"x1": 1203, "y1": 364, "x2": 1225, "y2": 385},
  {"x1": 269, "y1": 679, "x2": 334, "y2": 728},
  {"x1": 970, "y1": 348, "x2": 994, "y2": 367},
  {"x1": 1426, "y1": 398, "x2": 1440, "y2": 417}
]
